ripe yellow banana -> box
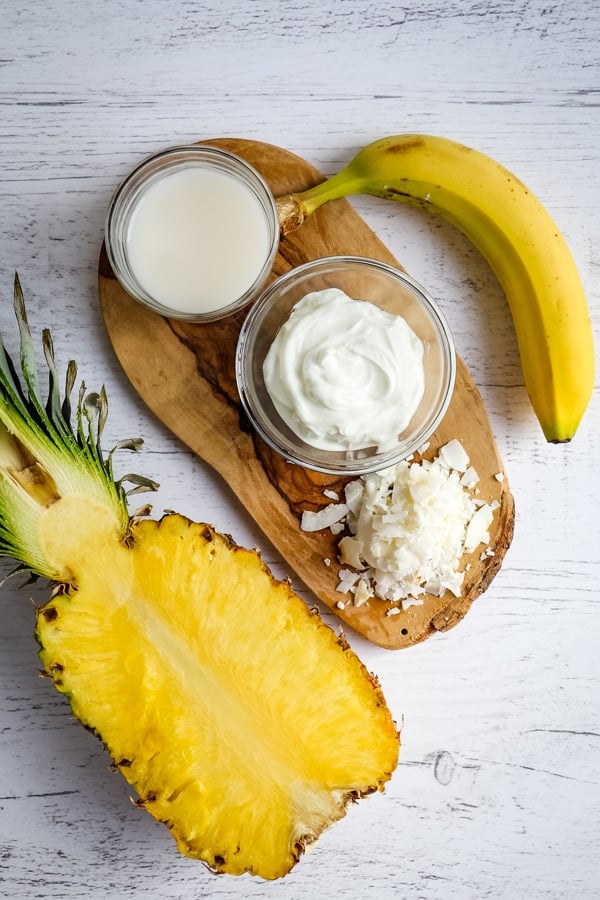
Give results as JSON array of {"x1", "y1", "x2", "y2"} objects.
[{"x1": 276, "y1": 135, "x2": 595, "y2": 443}]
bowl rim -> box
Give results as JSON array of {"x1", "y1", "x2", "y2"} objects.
[{"x1": 236, "y1": 254, "x2": 457, "y2": 475}]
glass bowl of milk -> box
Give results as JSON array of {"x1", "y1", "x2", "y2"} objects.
[
  {"x1": 105, "y1": 145, "x2": 279, "y2": 321},
  {"x1": 236, "y1": 256, "x2": 456, "y2": 475}
]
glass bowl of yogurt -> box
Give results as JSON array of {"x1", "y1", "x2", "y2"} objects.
[
  {"x1": 236, "y1": 256, "x2": 456, "y2": 475},
  {"x1": 105, "y1": 145, "x2": 279, "y2": 322}
]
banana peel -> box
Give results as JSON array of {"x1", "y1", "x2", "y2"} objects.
[{"x1": 276, "y1": 134, "x2": 595, "y2": 443}]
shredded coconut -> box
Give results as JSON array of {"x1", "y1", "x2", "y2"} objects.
[{"x1": 300, "y1": 439, "x2": 499, "y2": 607}]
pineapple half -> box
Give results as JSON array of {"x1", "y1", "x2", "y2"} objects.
[{"x1": 0, "y1": 277, "x2": 400, "y2": 880}]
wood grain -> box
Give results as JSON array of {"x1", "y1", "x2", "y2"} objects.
[{"x1": 98, "y1": 137, "x2": 515, "y2": 650}]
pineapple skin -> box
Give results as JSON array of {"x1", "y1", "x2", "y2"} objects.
[{"x1": 36, "y1": 512, "x2": 400, "y2": 880}]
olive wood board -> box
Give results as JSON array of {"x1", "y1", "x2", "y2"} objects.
[{"x1": 98, "y1": 137, "x2": 515, "y2": 651}]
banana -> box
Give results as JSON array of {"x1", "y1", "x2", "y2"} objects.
[{"x1": 276, "y1": 134, "x2": 595, "y2": 443}]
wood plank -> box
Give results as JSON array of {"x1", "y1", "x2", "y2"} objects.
[{"x1": 99, "y1": 137, "x2": 515, "y2": 650}]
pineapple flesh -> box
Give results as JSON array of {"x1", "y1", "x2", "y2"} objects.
[
  {"x1": 1, "y1": 278, "x2": 400, "y2": 880},
  {"x1": 37, "y1": 513, "x2": 399, "y2": 878}
]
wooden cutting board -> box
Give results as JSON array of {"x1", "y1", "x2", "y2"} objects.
[{"x1": 98, "y1": 137, "x2": 515, "y2": 650}]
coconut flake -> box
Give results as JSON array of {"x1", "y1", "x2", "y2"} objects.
[
  {"x1": 464, "y1": 503, "x2": 494, "y2": 553},
  {"x1": 338, "y1": 535, "x2": 365, "y2": 570},
  {"x1": 460, "y1": 466, "x2": 479, "y2": 488},
  {"x1": 439, "y1": 439, "x2": 470, "y2": 473},
  {"x1": 300, "y1": 503, "x2": 348, "y2": 532},
  {"x1": 354, "y1": 579, "x2": 374, "y2": 606},
  {"x1": 401, "y1": 596, "x2": 424, "y2": 611},
  {"x1": 336, "y1": 568, "x2": 360, "y2": 594},
  {"x1": 344, "y1": 479, "x2": 365, "y2": 515}
]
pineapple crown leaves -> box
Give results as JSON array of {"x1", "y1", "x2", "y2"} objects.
[{"x1": 0, "y1": 274, "x2": 159, "y2": 571}]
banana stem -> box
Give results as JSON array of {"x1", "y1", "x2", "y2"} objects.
[{"x1": 276, "y1": 170, "x2": 363, "y2": 236}]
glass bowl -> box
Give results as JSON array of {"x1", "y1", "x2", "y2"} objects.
[
  {"x1": 236, "y1": 256, "x2": 456, "y2": 475},
  {"x1": 105, "y1": 144, "x2": 279, "y2": 322}
]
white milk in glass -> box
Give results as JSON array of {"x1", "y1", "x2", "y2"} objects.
[{"x1": 126, "y1": 166, "x2": 272, "y2": 315}]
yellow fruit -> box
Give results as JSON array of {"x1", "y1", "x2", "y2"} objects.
[
  {"x1": 1, "y1": 277, "x2": 400, "y2": 879},
  {"x1": 36, "y1": 513, "x2": 398, "y2": 879},
  {"x1": 277, "y1": 134, "x2": 595, "y2": 442}
]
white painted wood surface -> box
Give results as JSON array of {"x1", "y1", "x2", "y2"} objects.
[{"x1": 1, "y1": 1, "x2": 599, "y2": 897}]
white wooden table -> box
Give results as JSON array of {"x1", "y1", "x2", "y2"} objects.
[{"x1": 1, "y1": 2, "x2": 599, "y2": 897}]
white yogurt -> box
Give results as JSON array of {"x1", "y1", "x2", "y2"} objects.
[
  {"x1": 125, "y1": 166, "x2": 272, "y2": 314},
  {"x1": 263, "y1": 288, "x2": 425, "y2": 451}
]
